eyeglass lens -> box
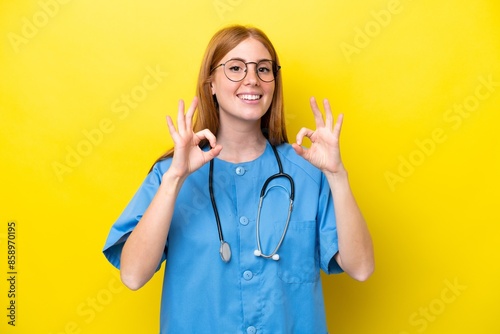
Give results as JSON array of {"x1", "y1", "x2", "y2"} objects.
[{"x1": 224, "y1": 59, "x2": 276, "y2": 82}]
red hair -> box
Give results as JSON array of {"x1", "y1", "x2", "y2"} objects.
[{"x1": 151, "y1": 25, "x2": 287, "y2": 168}]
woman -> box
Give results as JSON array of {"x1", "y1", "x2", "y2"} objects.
[{"x1": 103, "y1": 24, "x2": 374, "y2": 333}]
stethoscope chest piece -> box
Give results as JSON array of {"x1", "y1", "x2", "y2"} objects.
[{"x1": 219, "y1": 241, "x2": 231, "y2": 263}]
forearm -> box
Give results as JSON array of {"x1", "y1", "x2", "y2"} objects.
[
  {"x1": 326, "y1": 168, "x2": 374, "y2": 281},
  {"x1": 120, "y1": 171, "x2": 185, "y2": 290}
]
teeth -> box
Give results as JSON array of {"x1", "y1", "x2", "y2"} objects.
[{"x1": 239, "y1": 94, "x2": 261, "y2": 101}]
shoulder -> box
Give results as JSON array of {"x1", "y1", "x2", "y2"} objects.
[
  {"x1": 149, "y1": 157, "x2": 173, "y2": 181},
  {"x1": 276, "y1": 143, "x2": 323, "y2": 183}
]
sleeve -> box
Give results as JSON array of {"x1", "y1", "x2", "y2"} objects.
[
  {"x1": 102, "y1": 162, "x2": 168, "y2": 270},
  {"x1": 318, "y1": 172, "x2": 344, "y2": 275}
]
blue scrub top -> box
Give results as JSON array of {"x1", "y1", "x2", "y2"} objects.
[{"x1": 103, "y1": 142, "x2": 342, "y2": 334}]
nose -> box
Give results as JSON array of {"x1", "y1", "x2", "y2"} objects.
[{"x1": 243, "y1": 63, "x2": 259, "y2": 85}]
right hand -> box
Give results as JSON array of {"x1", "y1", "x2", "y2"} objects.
[{"x1": 166, "y1": 97, "x2": 222, "y2": 179}]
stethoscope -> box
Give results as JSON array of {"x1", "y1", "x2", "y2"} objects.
[{"x1": 209, "y1": 144, "x2": 295, "y2": 263}]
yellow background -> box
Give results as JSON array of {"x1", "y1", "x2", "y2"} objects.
[{"x1": 1, "y1": 0, "x2": 499, "y2": 333}]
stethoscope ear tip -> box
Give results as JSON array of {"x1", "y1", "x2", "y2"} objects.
[
  {"x1": 254, "y1": 249, "x2": 280, "y2": 261},
  {"x1": 213, "y1": 144, "x2": 292, "y2": 263}
]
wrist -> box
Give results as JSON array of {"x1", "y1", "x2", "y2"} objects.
[
  {"x1": 324, "y1": 165, "x2": 350, "y2": 189},
  {"x1": 324, "y1": 163, "x2": 347, "y2": 179},
  {"x1": 160, "y1": 170, "x2": 187, "y2": 196}
]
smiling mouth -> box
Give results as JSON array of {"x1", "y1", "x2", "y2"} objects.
[{"x1": 237, "y1": 94, "x2": 262, "y2": 101}]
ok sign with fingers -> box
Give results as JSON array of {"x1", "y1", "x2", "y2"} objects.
[
  {"x1": 292, "y1": 97, "x2": 345, "y2": 175},
  {"x1": 166, "y1": 97, "x2": 223, "y2": 179}
]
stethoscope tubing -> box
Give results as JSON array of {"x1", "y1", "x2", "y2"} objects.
[
  {"x1": 255, "y1": 184, "x2": 294, "y2": 259},
  {"x1": 209, "y1": 158, "x2": 224, "y2": 243},
  {"x1": 209, "y1": 143, "x2": 295, "y2": 263},
  {"x1": 209, "y1": 158, "x2": 232, "y2": 262}
]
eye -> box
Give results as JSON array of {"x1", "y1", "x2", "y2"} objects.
[
  {"x1": 225, "y1": 60, "x2": 246, "y2": 73},
  {"x1": 257, "y1": 61, "x2": 273, "y2": 73},
  {"x1": 228, "y1": 65, "x2": 244, "y2": 73},
  {"x1": 258, "y1": 66, "x2": 271, "y2": 73}
]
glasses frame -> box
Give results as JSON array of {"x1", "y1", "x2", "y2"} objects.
[{"x1": 211, "y1": 58, "x2": 281, "y2": 83}]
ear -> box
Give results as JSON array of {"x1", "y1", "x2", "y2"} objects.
[{"x1": 210, "y1": 81, "x2": 216, "y2": 95}]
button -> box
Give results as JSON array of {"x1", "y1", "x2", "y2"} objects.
[
  {"x1": 243, "y1": 270, "x2": 253, "y2": 280},
  {"x1": 239, "y1": 216, "x2": 249, "y2": 225},
  {"x1": 246, "y1": 326, "x2": 256, "y2": 334},
  {"x1": 235, "y1": 166, "x2": 246, "y2": 175}
]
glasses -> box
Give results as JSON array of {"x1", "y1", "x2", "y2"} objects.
[{"x1": 211, "y1": 59, "x2": 280, "y2": 82}]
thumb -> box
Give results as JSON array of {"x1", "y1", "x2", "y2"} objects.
[
  {"x1": 204, "y1": 144, "x2": 223, "y2": 161},
  {"x1": 292, "y1": 143, "x2": 306, "y2": 157}
]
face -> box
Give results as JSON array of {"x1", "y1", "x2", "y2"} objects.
[{"x1": 210, "y1": 38, "x2": 276, "y2": 127}]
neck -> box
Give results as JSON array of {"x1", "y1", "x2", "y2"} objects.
[{"x1": 216, "y1": 123, "x2": 267, "y2": 163}]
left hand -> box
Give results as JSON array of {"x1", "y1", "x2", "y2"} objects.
[{"x1": 292, "y1": 97, "x2": 345, "y2": 174}]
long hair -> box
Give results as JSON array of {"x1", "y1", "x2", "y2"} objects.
[{"x1": 150, "y1": 25, "x2": 287, "y2": 170}]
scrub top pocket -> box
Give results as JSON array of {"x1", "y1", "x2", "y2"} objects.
[{"x1": 277, "y1": 220, "x2": 320, "y2": 283}]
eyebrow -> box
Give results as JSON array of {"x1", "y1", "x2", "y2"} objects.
[{"x1": 226, "y1": 57, "x2": 273, "y2": 63}]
